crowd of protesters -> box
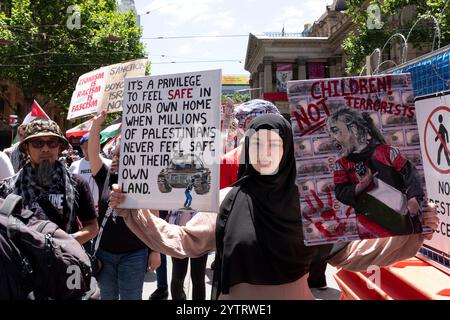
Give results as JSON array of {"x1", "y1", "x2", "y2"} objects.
[{"x1": 0, "y1": 99, "x2": 439, "y2": 300}]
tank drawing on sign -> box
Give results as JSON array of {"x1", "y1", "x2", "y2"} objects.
[{"x1": 157, "y1": 151, "x2": 211, "y2": 195}]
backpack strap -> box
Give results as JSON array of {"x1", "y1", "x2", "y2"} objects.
[
  {"x1": 92, "y1": 168, "x2": 114, "y2": 256},
  {"x1": 92, "y1": 206, "x2": 113, "y2": 256},
  {"x1": 0, "y1": 194, "x2": 23, "y2": 217},
  {"x1": 0, "y1": 194, "x2": 34, "y2": 220}
]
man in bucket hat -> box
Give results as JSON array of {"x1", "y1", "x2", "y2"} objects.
[{"x1": 0, "y1": 119, "x2": 98, "y2": 244}]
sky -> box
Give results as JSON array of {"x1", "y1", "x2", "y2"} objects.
[{"x1": 134, "y1": 0, "x2": 333, "y2": 76}]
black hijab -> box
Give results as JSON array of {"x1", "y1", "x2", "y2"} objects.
[{"x1": 213, "y1": 114, "x2": 316, "y2": 298}]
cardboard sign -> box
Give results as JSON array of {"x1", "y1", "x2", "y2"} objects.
[
  {"x1": 67, "y1": 59, "x2": 147, "y2": 120},
  {"x1": 415, "y1": 91, "x2": 450, "y2": 260},
  {"x1": 288, "y1": 73, "x2": 428, "y2": 245},
  {"x1": 118, "y1": 70, "x2": 221, "y2": 212},
  {"x1": 100, "y1": 59, "x2": 147, "y2": 113}
]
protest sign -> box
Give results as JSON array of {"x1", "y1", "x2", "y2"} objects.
[
  {"x1": 288, "y1": 73, "x2": 428, "y2": 245},
  {"x1": 67, "y1": 59, "x2": 147, "y2": 119},
  {"x1": 118, "y1": 70, "x2": 221, "y2": 212},
  {"x1": 100, "y1": 58, "x2": 147, "y2": 113},
  {"x1": 415, "y1": 91, "x2": 450, "y2": 264},
  {"x1": 67, "y1": 68, "x2": 106, "y2": 120}
]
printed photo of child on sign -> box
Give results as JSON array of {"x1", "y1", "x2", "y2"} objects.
[{"x1": 287, "y1": 73, "x2": 429, "y2": 245}]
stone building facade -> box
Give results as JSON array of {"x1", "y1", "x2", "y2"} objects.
[
  {"x1": 244, "y1": 0, "x2": 432, "y2": 118},
  {"x1": 244, "y1": 2, "x2": 353, "y2": 118}
]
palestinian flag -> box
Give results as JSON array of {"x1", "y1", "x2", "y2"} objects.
[
  {"x1": 355, "y1": 178, "x2": 416, "y2": 236},
  {"x1": 22, "y1": 100, "x2": 50, "y2": 125},
  {"x1": 11, "y1": 100, "x2": 50, "y2": 145},
  {"x1": 102, "y1": 133, "x2": 120, "y2": 156},
  {"x1": 100, "y1": 121, "x2": 121, "y2": 144}
]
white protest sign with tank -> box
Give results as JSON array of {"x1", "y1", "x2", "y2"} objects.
[{"x1": 118, "y1": 70, "x2": 221, "y2": 212}]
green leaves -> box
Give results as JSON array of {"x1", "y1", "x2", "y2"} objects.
[
  {"x1": 222, "y1": 93, "x2": 251, "y2": 104},
  {"x1": 0, "y1": 0, "x2": 146, "y2": 111},
  {"x1": 342, "y1": 0, "x2": 450, "y2": 75}
]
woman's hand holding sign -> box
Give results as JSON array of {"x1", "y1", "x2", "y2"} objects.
[
  {"x1": 422, "y1": 203, "x2": 439, "y2": 240},
  {"x1": 407, "y1": 197, "x2": 421, "y2": 215}
]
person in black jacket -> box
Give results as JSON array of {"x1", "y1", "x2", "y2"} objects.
[{"x1": 88, "y1": 110, "x2": 160, "y2": 300}]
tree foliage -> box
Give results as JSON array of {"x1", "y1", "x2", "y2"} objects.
[
  {"x1": 222, "y1": 92, "x2": 251, "y2": 104},
  {"x1": 342, "y1": 0, "x2": 450, "y2": 75},
  {"x1": 0, "y1": 0, "x2": 146, "y2": 111}
]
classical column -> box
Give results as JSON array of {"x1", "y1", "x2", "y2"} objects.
[
  {"x1": 296, "y1": 57, "x2": 307, "y2": 80},
  {"x1": 258, "y1": 64, "x2": 264, "y2": 99},
  {"x1": 327, "y1": 57, "x2": 337, "y2": 78},
  {"x1": 263, "y1": 57, "x2": 273, "y2": 93},
  {"x1": 250, "y1": 72, "x2": 259, "y2": 100}
]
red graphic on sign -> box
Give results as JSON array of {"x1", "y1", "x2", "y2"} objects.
[
  {"x1": 424, "y1": 106, "x2": 450, "y2": 174},
  {"x1": 303, "y1": 189, "x2": 352, "y2": 238}
]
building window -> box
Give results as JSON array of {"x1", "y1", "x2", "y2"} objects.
[{"x1": 307, "y1": 62, "x2": 327, "y2": 79}]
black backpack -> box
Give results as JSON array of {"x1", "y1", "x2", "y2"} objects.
[{"x1": 0, "y1": 194, "x2": 95, "y2": 300}]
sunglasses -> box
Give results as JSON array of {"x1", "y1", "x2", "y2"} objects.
[{"x1": 29, "y1": 139, "x2": 60, "y2": 149}]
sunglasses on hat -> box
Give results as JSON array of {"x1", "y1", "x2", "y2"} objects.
[{"x1": 29, "y1": 139, "x2": 60, "y2": 149}]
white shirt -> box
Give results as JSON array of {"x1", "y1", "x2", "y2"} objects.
[
  {"x1": 0, "y1": 151, "x2": 14, "y2": 180},
  {"x1": 70, "y1": 157, "x2": 112, "y2": 210}
]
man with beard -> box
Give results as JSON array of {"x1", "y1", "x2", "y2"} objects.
[{"x1": 0, "y1": 119, "x2": 98, "y2": 244}]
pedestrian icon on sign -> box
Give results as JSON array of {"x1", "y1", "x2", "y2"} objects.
[{"x1": 435, "y1": 114, "x2": 450, "y2": 166}]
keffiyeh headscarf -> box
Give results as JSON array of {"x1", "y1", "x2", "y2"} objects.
[
  {"x1": 4, "y1": 143, "x2": 27, "y2": 173},
  {"x1": 0, "y1": 161, "x2": 77, "y2": 233}
]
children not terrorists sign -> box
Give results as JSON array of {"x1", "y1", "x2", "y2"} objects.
[
  {"x1": 118, "y1": 70, "x2": 221, "y2": 212},
  {"x1": 288, "y1": 73, "x2": 430, "y2": 245}
]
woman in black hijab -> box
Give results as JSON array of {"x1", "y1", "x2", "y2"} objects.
[
  {"x1": 214, "y1": 114, "x2": 317, "y2": 298},
  {"x1": 111, "y1": 115, "x2": 438, "y2": 300}
]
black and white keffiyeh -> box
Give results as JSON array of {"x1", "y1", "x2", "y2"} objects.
[
  {"x1": 3, "y1": 143, "x2": 27, "y2": 173},
  {"x1": 0, "y1": 161, "x2": 77, "y2": 232}
]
